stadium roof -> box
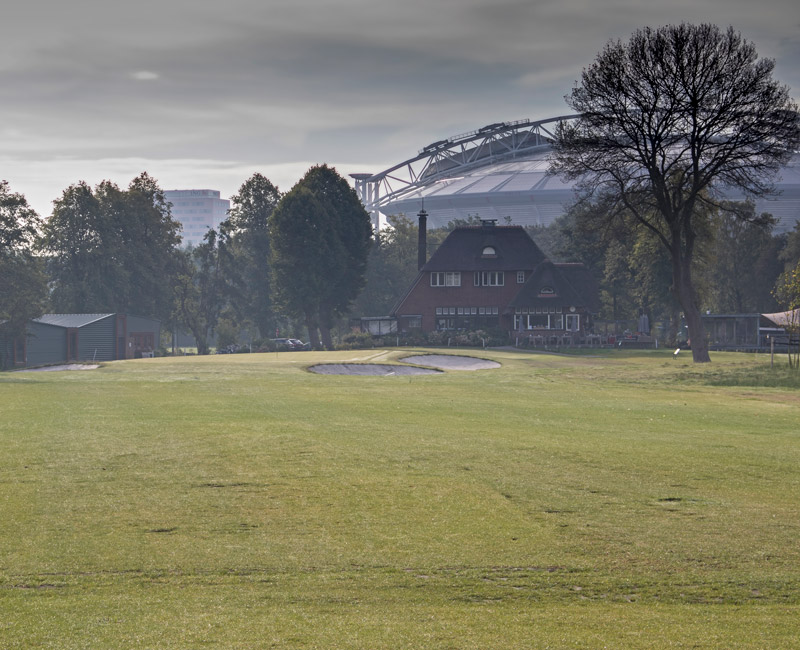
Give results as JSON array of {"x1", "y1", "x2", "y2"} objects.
[{"x1": 353, "y1": 117, "x2": 800, "y2": 234}]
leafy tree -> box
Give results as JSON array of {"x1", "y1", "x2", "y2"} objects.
[
  {"x1": 270, "y1": 166, "x2": 372, "y2": 349},
  {"x1": 628, "y1": 230, "x2": 681, "y2": 342},
  {"x1": 525, "y1": 222, "x2": 568, "y2": 261},
  {"x1": 774, "y1": 262, "x2": 800, "y2": 368},
  {"x1": 297, "y1": 165, "x2": 373, "y2": 348},
  {"x1": 702, "y1": 203, "x2": 783, "y2": 314},
  {"x1": 1, "y1": 181, "x2": 41, "y2": 254},
  {"x1": 554, "y1": 198, "x2": 686, "y2": 342},
  {"x1": 40, "y1": 182, "x2": 103, "y2": 311},
  {"x1": 42, "y1": 173, "x2": 182, "y2": 319},
  {"x1": 780, "y1": 221, "x2": 800, "y2": 273},
  {"x1": 0, "y1": 181, "x2": 47, "y2": 368},
  {"x1": 270, "y1": 186, "x2": 336, "y2": 349},
  {"x1": 600, "y1": 238, "x2": 637, "y2": 323},
  {"x1": 551, "y1": 23, "x2": 800, "y2": 362},
  {"x1": 222, "y1": 173, "x2": 282, "y2": 338},
  {"x1": 173, "y1": 230, "x2": 231, "y2": 355}
]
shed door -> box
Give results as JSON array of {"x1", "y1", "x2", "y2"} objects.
[{"x1": 67, "y1": 329, "x2": 79, "y2": 361}]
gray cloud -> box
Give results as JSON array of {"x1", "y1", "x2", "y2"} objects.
[{"x1": 1, "y1": 0, "x2": 798, "y2": 215}]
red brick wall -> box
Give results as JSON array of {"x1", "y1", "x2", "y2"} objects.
[{"x1": 395, "y1": 271, "x2": 527, "y2": 331}]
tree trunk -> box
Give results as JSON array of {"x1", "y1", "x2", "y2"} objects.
[
  {"x1": 318, "y1": 307, "x2": 336, "y2": 350},
  {"x1": 195, "y1": 334, "x2": 210, "y2": 355},
  {"x1": 671, "y1": 253, "x2": 711, "y2": 363},
  {"x1": 319, "y1": 323, "x2": 334, "y2": 350},
  {"x1": 683, "y1": 300, "x2": 710, "y2": 362},
  {"x1": 305, "y1": 314, "x2": 321, "y2": 350},
  {"x1": 667, "y1": 304, "x2": 680, "y2": 346}
]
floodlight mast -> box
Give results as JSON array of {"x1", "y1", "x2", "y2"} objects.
[{"x1": 350, "y1": 115, "x2": 579, "y2": 228}]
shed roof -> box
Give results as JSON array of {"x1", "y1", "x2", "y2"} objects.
[
  {"x1": 761, "y1": 309, "x2": 800, "y2": 328},
  {"x1": 34, "y1": 314, "x2": 115, "y2": 328}
]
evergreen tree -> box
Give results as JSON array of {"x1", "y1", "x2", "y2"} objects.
[
  {"x1": 223, "y1": 173, "x2": 282, "y2": 338},
  {"x1": 298, "y1": 165, "x2": 373, "y2": 348},
  {"x1": 270, "y1": 166, "x2": 372, "y2": 349},
  {"x1": 270, "y1": 186, "x2": 337, "y2": 349}
]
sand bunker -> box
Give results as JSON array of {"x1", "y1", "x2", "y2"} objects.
[
  {"x1": 400, "y1": 354, "x2": 501, "y2": 371},
  {"x1": 309, "y1": 364, "x2": 441, "y2": 376}
]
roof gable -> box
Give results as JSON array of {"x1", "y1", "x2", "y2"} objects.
[
  {"x1": 510, "y1": 261, "x2": 599, "y2": 311},
  {"x1": 423, "y1": 225, "x2": 546, "y2": 272}
]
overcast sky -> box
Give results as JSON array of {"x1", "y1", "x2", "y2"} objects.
[{"x1": 2, "y1": 0, "x2": 798, "y2": 216}]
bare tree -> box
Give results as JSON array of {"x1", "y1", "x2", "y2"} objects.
[{"x1": 550, "y1": 23, "x2": 799, "y2": 362}]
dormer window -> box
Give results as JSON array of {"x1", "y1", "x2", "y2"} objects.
[
  {"x1": 538, "y1": 286, "x2": 555, "y2": 296},
  {"x1": 482, "y1": 246, "x2": 497, "y2": 257}
]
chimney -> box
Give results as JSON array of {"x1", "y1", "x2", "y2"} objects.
[{"x1": 417, "y1": 207, "x2": 428, "y2": 270}]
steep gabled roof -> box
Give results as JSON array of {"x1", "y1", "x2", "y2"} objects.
[
  {"x1": 553, "y1": 263, "x2": 600, "y2": 312},
  {"x1": 509, "y1": 260, "x2": 599, "y2": 312},
  {"x1": 33, "y1": 314, "x2": 115, "y2": 328},
  {"x1": 390, "y1": 270, "x2": 424, "y2": 316},
  {"x1": 423, "y1": 224, "x2": 546, "y2": 272}
]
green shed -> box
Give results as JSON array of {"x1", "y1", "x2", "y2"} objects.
[{"x1": 2, "y1": 314, "x2": 160, "y2": 369}]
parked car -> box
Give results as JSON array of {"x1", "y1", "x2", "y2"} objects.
[{"x1": 270, "y1": 338, "x2": 307, "y2": 351}]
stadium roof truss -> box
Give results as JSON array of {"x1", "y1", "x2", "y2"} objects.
[{"x1": 351, "y1": 115, "x2": 578, "y2": 218}]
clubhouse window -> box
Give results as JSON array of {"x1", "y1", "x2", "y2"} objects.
[
  {"x1": 431, "y1": 271, "x2": 461, "y2": 287},
  {"x1": 474, "y1": 271, "x2": 504, "y2": 287},
  {"x1": 435, "y1": 306, "x2": 499, "y2": 330}
]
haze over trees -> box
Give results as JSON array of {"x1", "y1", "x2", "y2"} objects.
[
  {"x1": 173, "y1": 229, "x2": 232, "y2": 356},
  {"x1": 0, "y1": 181, "x2": 47, "y2": 367},
  {"x1": 42, "y1": 173, "x2": 181, "y2": 320},
  {"x1": 551, "y1": 23, "x2": 800, "y2": 362},
  {"x1": 703, "y1": 204, "x2": 784, "y2": 314},
  {"x1": 221, "y1": 173, "x2": 282, "y2": 339}
]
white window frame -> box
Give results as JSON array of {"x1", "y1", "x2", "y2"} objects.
[
  {"x1": 431, "y1": 271, "x2": 461, "y2": 287},
  {"x1": 517, "y1": 271, "x2": 525, "y2": 284},
  {"x1": 474, "y1": 271, "x2": 504, "y2": 287},
  {"x1": 566, "y1": 313, "x2": 580, "y2": 332}
]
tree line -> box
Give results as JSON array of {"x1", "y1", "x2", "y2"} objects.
[
  {"x1": 2, "y1": 168, "x2": 800, "y2": 363},
  {"x1": 0, "y1": 165, "x2": 373, "y2": 362}
]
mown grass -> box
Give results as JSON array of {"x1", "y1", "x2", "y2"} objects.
[{"x1": 1, "y1": 348, "x2": 799, "y2": 648}]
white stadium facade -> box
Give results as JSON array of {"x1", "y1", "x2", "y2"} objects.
[{"x1": 352, "y1": 116, "x2": 800, "y2": 234}]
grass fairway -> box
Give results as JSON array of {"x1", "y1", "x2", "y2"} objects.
[{"x1": 1, "y1": 348, "x2": 799, "y2": 648}]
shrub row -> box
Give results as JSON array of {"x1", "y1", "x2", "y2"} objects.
[{"x1": 336, "y1": 329, "x2": 509, "y2": 350}]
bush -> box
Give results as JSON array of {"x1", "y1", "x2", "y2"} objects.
[
  {"x1": 331, "y1": 328, "x2": 511, "y2": 350},
  {"x1": 216, "y1": 318, "x2": 239, "y2": 349}
]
